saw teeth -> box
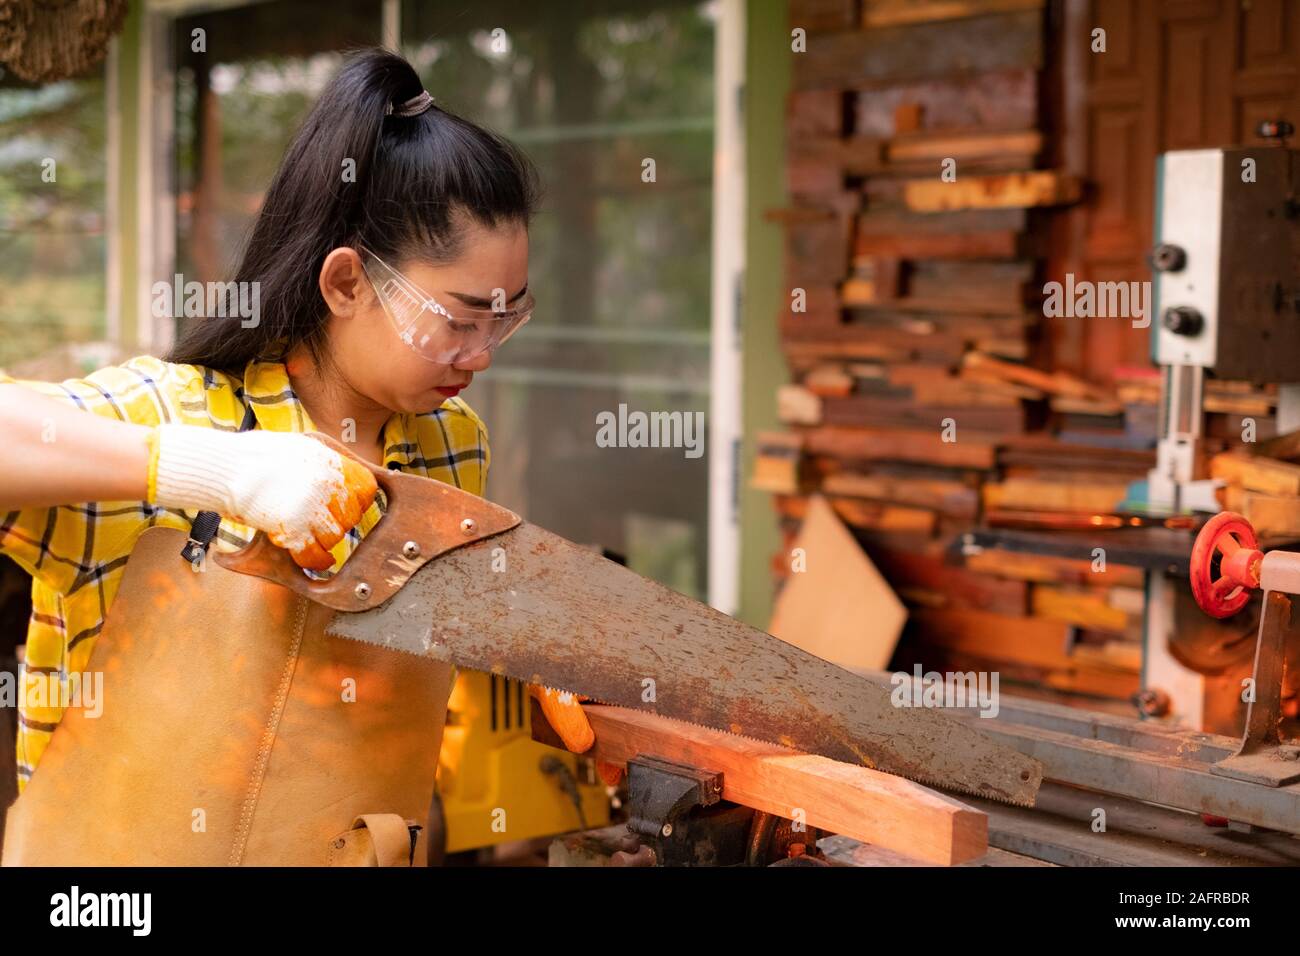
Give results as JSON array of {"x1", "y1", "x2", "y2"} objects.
[
  {"x1": 326, "y1": 628, "x2": 1038, "y2": 806},
  {"x1": 565, "y1": 706, "x2": 1038, "y2": 808}
]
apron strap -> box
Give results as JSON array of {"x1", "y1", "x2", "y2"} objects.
[{"x1": 327, "y1": 814, "x2": 421, "y2": 867}]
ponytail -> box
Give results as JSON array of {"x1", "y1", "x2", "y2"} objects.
[{"x1": 167, "y1": 48, "x2": 538, "y2": 373}]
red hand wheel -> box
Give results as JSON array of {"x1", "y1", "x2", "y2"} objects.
[{"x1": 1189, "y1": 511, "x2": 1263, "y2": 619}]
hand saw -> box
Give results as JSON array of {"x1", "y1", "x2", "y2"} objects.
[{"x1": 215, "y1": 434, "x2": 1042, "y2": 806}]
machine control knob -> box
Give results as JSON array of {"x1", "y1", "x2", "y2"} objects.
[
  {"x1": 1150, "y1": 243, "x2": 1187, "y2": 272},
  {"x1": 1190, "y1": 512, "x2": 1262, "y2": 619},
  {"x1": 1162, "y1": 305, "x2": 1203, "y2": 336},
  {"x1": 1257, "y1": 119, "x2": 1295, "y2": 141}
]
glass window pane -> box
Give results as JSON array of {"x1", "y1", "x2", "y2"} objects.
[
  {"x1": 173, "y1": 0, "x2": 382, "y2": 289},
  {"x1": 0, "y1": 70, "x2": 107, "y2": 368},
  {"x1": 403, "y1": 1, "x2": 716, "y2": 599}
]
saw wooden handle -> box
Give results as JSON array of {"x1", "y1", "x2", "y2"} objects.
[
  {"x1": 529, "y1": 686, "x2": 595, "y2": 754},
  {"x1": 213, "y1": 432, "x2": 521, "y2": 611}
]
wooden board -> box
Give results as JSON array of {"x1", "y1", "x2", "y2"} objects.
[
  {"x1": 1256, "y1": 429, "x2": 1300, "y2": 461},
  {"x1": 774, "y1": 493, "x2": 938, "y2": 533},
  {"x1": 778, "y1": 384, "x2": 824, "y2": 425},
  {"x1": 906, "y1": 607, "x2": 1075, "y2": 670},
  {"x1": 785, "y1": 218, "x2": 852, "y2": 283},
  {"x1": 804, "y1": 362, "x2": 856, "y2": 396},
  {"x1": 821, "y1": 470, "x2": 979, "y2": 518},
  {"x1": 903, "y1": 170, "x2": 1081, "y2": 212},
  {"x1": 1220, "y1": 487, "x2": 1300, "y2": 536},
  {"x1": 887, "y1": 128, "x2": 1042, "y2": 163},
  {"x1": 802, "y1": 424, "x2": 997, "y2": 468},
  {"x1": 862, "y1": 0, "x2": 1043, "y2": 28},
  {"x1": 787, "y1": 88, "x2": 846, "y2": 138},
  {"x1": 854, "y1": 68, "x2": 1038, "y2": 137},
  {"x1": 856, "y1": 206, "x2": 1027, "y2": 236},
  {"x1": 769, "y1": 495, "x2": 908, "y2": 674},
  {"x1": 790, "y1": 0, "x2": 861, "y2": 32},
  {"x1": 963, "y1": 351, "x2": 1107, "y2": 400},
  {"x1": 822, "y1": 395, "x2": 1026, "y2": 432},
  {"x1": 982, "y1": 478, "x2": 1131, "y2": 514},
  {"x1": 855, "y1": 228, "x2": 1021, "y2": 260},
  {"x1": 963, "y1": 548, "x2": 1145, "y2": 588},
  {"x1": 535, "y1": 703, "x2": 987, "y2": 865},
  {"x1": 865, "y1": 542, "x2": 1029, "y2": 614},
  {"x1": 787, "y1": 135, "x2": 887, "y2": 175},
  {"x1": 1210, "y1": 452, "x2": 1300, "y2": 497},
  {"x1": 794, "y1": 9, "x2": 1043, "y2": 89},
  {"x1": 1031, "y1": 585, "x2": 1133, "y2": 633}
]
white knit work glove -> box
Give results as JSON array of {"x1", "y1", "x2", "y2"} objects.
[{"x1": 147, "y1": 425, "x2": 378, "y2": 571}]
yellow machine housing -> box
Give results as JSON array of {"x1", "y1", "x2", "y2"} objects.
[{"x1": 438, "y1": 670, "x2": 609, "y2": 854}]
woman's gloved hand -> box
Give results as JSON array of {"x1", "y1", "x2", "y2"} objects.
[{"x1": 147, "y1": 424, "x2": 378, "y2": 571}]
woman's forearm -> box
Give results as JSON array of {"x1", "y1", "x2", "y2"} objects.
[{"x1": 0, "y1": 384, "x2": 151, "y2": 509}]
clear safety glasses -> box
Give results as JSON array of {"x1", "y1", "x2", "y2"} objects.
[{"x1": 358, "y1": 244, "x2": 533, "y2": 364}]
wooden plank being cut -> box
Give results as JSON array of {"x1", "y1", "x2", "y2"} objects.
[
  {"x1": 903, "y1": 170, "x2": 1081, "y2": 212},
  {"x1": 533, "y1": 702, "x2": 988, "y2": 865}
]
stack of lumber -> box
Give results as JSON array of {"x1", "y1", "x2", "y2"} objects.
[
  {"x1": 761, "y1": 0, "x2": 1141, "y2": 704},
  {"x1": 761, "y1": 0, "x2": 1287, "y2": 704}
]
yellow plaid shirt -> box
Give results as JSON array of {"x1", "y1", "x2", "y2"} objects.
[{"x1": 0, "y1": 354, "x2": 489, "y2": 793}]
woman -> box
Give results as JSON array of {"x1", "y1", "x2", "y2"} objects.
[{"x1": 0, "y1": 49, "x2": 589, "y2": 855}]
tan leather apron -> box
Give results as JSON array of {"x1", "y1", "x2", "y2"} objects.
[{"x1": 2, "y1": 526, "x2": 452, "y2": 866}]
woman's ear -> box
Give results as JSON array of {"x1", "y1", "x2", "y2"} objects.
[{"x1": 319, "y1": 247, "x2": 367, "y2": 316}]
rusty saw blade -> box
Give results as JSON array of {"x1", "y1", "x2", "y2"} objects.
[{"x1": 324, "y1": 522, "x2": 1041, "y2": 806}]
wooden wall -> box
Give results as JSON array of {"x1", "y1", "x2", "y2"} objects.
[{"x1": 1052, "y1": 0, "x2": 1300, "y2": 380}]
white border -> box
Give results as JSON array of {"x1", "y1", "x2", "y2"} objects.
[{"x1": 707, "y1": 0, "x2": 745, "y2": 614}]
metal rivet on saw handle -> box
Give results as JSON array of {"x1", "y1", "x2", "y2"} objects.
[
  {"x1": 460, "y1": 518, "x2": 477, "y2": 535},
  {"x1": 403, "y1": 540, "x2": 421, "y2": 559},
  {"x1": 354, "y1": 582, "x2": 372, "y2": 601}
]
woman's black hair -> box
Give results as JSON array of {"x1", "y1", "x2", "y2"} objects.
[{"x1": 167, "y1": 48, "x2": 539, "y2": 373}]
